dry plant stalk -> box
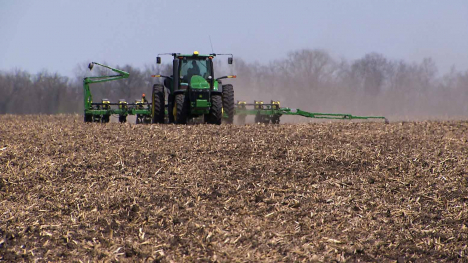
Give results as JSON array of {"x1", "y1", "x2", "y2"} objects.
[{"x1": 0, "y1": 115, "x2": 467, "y2": 262}]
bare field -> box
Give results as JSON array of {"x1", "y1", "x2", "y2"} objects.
[{"x1": 1, "y1": 115, "x2": 468, "y2": 262}]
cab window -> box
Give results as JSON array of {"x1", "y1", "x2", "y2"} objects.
[{"x1": 180, "y1": 58, "x2": 211, "y2": 80}]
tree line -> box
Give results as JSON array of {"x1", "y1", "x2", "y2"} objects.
[{"x1": 1, "y1": 49, "x2": 467, "y2": 119}]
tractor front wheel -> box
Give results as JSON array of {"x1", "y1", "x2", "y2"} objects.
[
  {"x1": 174, "y1": 94, "x2": 188, "y2": 124},
  {"x1": 152, "y1": 84, "x2": 165, "y2": 124},
  {"x1": 207, "y1": 95, "x2": 222, "y2": 125}
]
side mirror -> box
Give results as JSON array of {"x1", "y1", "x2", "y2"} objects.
[
  {"x1": 88, "y1": 63, "x2": 94, "y2": 70},
  {"x1": 228, "y1": 57, "x2": 233, "y2": 64},
  {"x1": 156, "y1": 57, "x2": 161, "y2": 64}
]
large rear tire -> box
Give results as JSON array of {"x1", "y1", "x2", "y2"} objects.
[
  {"x1": 222, "y1": 84, "x2": 235, "y2": 124},
  {"x1": 152, "y1": 84, "x2": 165, "y2": 124},
  {"x1": 174, "y1": 93, "x2": 188, "y2": 124},
  {"x1": 207, "y1": 95, "x2": 222, "y2": 125}
]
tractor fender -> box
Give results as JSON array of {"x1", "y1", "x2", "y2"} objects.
[{"x1": 211, "y1": 90, "x2": 222, "y2": 96}]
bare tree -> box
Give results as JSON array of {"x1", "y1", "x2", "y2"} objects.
[
  {"x1": 353, "y1": 53, "x2": 392, "y2": 96},
  {"x1": 1, "y1": 49, "x2": 468, "y2": 118}
]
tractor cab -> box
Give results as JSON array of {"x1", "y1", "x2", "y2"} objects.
[
  {"x1": 175, "y1": 52, "x2": 215, "y2": 93},
  {"x1": 180, "y1": 56, "x2": 213, "y2": 86},
  {"x1": 158, "y1": 52, "x2": 215, "y2": 93}
]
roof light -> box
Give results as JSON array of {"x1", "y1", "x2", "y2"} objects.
[{"x1": 193, "y1": 51, "x2": 199, "y2": 56}]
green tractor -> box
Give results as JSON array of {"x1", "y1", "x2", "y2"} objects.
[{"x1": 151, "y1": 51, "x2": 236, "y2": 125}]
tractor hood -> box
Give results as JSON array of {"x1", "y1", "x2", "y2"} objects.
[{"x1": 190, "y1": 75, "x2": 210, "y2": 90}]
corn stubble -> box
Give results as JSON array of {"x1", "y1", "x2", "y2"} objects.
[{"x1": 1, "y1": 115, "x2": 467, "y2": 262}]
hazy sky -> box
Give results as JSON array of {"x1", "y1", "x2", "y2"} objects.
[{"x1": 1, "y1": 0, "x2": 467, "y2": 77}]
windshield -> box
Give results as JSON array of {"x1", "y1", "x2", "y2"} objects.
[{"x1": 180, "y1": 58, "x2": 212, "y2": 82}]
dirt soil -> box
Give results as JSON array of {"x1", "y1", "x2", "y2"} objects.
[{"x1": 1, "y1": 115, "x2": 468, "y2": 262}]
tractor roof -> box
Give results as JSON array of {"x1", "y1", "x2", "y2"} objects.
[{"x1": 175, "y1": 51, "x2": 216, "y2": 58}]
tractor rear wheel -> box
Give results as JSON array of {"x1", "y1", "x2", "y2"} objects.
[
  {"x1": 222, "y1": 84, "x2": 235, "y2": 124},
  {"x1": 152, "y1": 84, "x2": 165, "y2": 124},
  {"x1": 207, "y1": 95, "x2": 222, "y2": 125},
  {"x1": 174, "y1": 94, "x2": 188, "y2": 124}
]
